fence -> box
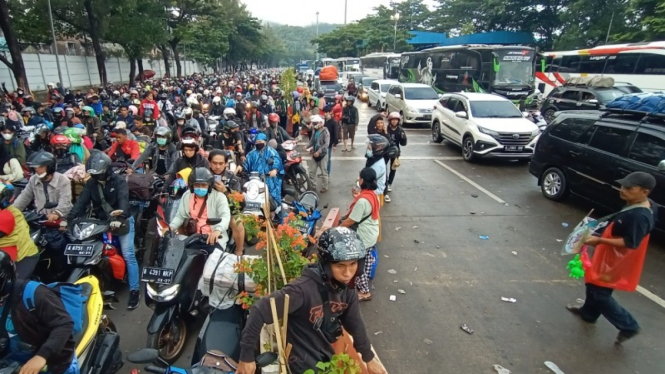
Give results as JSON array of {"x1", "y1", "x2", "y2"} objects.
[{"x1": 0, "y1": 53, "x2": 213, "y2": 92}]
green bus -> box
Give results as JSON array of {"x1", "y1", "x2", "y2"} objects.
[{"x1": 399, "y1": 45, "x2": 537, "y2": 100}]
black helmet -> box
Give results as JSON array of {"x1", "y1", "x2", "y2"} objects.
[
  {"x1": 158, "y1": 93, "x2": 168, "y2": 101},
  {"x1": 317, "y1": 227, "x2": 366, "y2": 286},
  {"x1": 367, "y1": 134, "x2": 390, "y2": 157},
  {"x1": 346, "y1": 95, "x2": 355, "y2": 103},
  {"x1": 188, "y1": 167, "x2": 214, "y2": 191},
  {"x1": 85, "y1": 150, "x2": 112, "y2": 176},
  {"x1": 0, "y1": 248, "x2": 16, "y2": 301},
  {"x1": 226, "y1": 120, "x2": 239, "y2": 130},
  {"x1": 27, "y1": 151, "x2": 56, "y2": 175},
  {"x1": 154, "y1": 127, "x2": 172, "y2": 143}
]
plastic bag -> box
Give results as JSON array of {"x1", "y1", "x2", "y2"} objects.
[
  {"x1": 561, "y1": 216, "x2": 599, "y2": 255},
  {"x1": 198, "y1": 249, "x2": 260, "y2": 310}
]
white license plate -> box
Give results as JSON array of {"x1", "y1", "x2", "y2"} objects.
[
  {"x1": 64, "y1": 244, "x2": 94, "y2": 257},
  {"x1": 141, "y1": 267, "x2": 175, "y2": 284},
  {"x1": 504, "y1": 146, "x2": 524, "y2": 152},
  {"x1": 245, "y1": 202, "x2": 262, "y2": 211}
]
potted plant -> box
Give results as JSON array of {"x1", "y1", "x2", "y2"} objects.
[{"x1": 304, "y1": 354, "x2": 362, "y2": 374}]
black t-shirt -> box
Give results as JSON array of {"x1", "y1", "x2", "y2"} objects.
[
  {"x1": 223, "y1": 131, "x2": 243, "y2": 150},
  {"x1": 156, "y1": 149, "x2": 167, "y2": 175},
  {"x1": 610, "y1": 204, "x2": 657, "y2": 249}
]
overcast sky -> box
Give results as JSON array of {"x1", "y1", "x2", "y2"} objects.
[{"x1": 241, "y1": 0, "x2": 438, "y2": 27}]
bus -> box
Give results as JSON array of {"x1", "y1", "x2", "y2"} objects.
[
  {"x1": 335, "y1": 57, "x2": 360, "y2": 72},
  {"x1": 399, "y1": 45, "x2": 537, "y2": 100},
  {"x1": 360, "y1": 53, "x2": 401, "y2": 80},
  {"x1": 538, "y1": 41, "x2": 665, "y2": 96}
]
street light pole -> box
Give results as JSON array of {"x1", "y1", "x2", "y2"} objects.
[
  {"x1": 344, "y1": 0, "x2": 347, "y2": 24},
  {"x1": 47, "y1": 0, "x2": 64, "y2": 90},
  {"x1": 316, "y1": 12, "x2": 320, "y2": 61},
  {"x1": 393, "y1": 13, "x2": 400, "y2": 52}
]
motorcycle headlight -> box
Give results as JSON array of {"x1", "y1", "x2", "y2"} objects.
[
  {"x1": 146, "y1": 284, "x2": 180, "y2": 302},
  {"x1": 74, "y1": 224, "x2": 95, "y2": 241},
  {"x1": 478, "y1": 126, "x2": 500, "y2": 139},
  {"x1": 246, "y1": 183, "x2": 260, "y2": 200}
]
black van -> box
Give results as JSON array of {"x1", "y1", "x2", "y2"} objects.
[{"x1": 529, "y1": 110, "x2": 665, "y2": 226}]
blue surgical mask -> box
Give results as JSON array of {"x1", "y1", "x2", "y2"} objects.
[
  {"x1": 194, "y1": 188, "x2": 208, "y2": 197},
  {"x1": 365, "y1": 150, "x2": 373, "y2": 158},
  {"x1": 156, "y1": 138, "x2": 167, "y2": 146}
]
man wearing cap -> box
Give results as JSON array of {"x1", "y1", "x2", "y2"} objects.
[{"x1": 567, "y1": 171, "x2": 657, "y2": 344}]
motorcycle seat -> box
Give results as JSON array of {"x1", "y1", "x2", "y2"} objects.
[
  {"x1": 72, "y1": 282, "x2": 93, "y2": 347},
  {"x1": 199, "y1": 306, "x2": 243, "y2": 363},
  {"x1": 12, "y1": 179, "x2": 29, "y2": 189}
]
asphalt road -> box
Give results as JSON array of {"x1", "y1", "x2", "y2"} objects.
[{"x1": 111, "y1": 101, "x2": 665, "y2": 374}]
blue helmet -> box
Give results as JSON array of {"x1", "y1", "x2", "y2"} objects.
[{"x1": 226, "y1": 99, "x2": 236, "y2": 108}]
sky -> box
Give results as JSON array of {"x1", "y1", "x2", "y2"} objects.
[{"x1": 241, "y1": 0, "x2": 438, "y2": 27}]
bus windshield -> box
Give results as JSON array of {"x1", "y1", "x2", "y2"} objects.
[{"x1": 494, "y1": 50, "x2": 535, "y2": 86}]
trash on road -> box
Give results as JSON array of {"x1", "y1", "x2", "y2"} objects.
[
  {"x1": 423, "y1": 338, "x2": 433, "y2": 345},
  {"x1": 511, "y1": 251, "x2": 518, "y2": 256},
  {"x1": 460, "y1": 324, "x2": 474, "y2": 335},
  {"x1": 470, "y1": 211, "x2": 476, "y2": 215},
  {"x1": 384, "y1": 255, "x2": 390, "y2": 258},
  {"x1": 436, "y1": 245, "x2": 441, "y2": 249},
  {"x1": 504, "y1": 203, "x2": 510, "y2": 207},
  {"x1": 471, "y1": 194, "x2": 478, "y2": 198},
  {"x1": 389, "y1": 295, "x2": 396, "y2": 301},
  {"x1": 412, "y1": 225, "x2": 418, "y2": 229},
  {"x1": 544, "y1": 361, "x2": 565, "y2": 374},
  {"x1": 556, "y1": 239, "x2": 563, "y2": 242},
  {"x1": 397, "y1": 289, "x2": 406, "y2": 294},
  {"x1": 395, "y1": 227, "x2": 402, "y2": 231},
  {"x1": 562, "y1": 222, "x2": 569, "y2": 227},
  {"x1": 501, "y1": 297, "x2": 517, "y2": 303},
  {"x1": 576, "y1": 298, "x2": 585, "y2": 304},
  {"x1": 387, "y1": 269, "x2": 397, "y2": 274},
  {"x1": 393, "y1": 280, "x2": 399, "y2": 283},
  {"x1": 494, "y1": 364, "x2": 511, "y2": 374},
  {"x1": 414, "y1": 267, "x2": 418, "y2": 272},
  {"x1": 374, "y1": 331, "x2": 383, "y2": 336},
  {"x1": 479, "y1": 235, "x2": 489, "y2": 240}
]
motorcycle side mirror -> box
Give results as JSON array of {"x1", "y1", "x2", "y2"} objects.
[
  {"x1": 256, "y1": 352, "x2": 279, "y2": 368},
  {"x1": 206, "y1": 218, "x2": 222, "y2": 225},
  {"x1": 43, "y1": 201, "x2": 58, "y2": 209},
  {"x1": 127, "y1": 348, "x2": 160, "y2": 364},
  {"x1": 110, "y1": 210, "x2": 124, "y2": 217}
]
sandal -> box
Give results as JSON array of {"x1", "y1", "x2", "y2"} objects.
[{"x1": 358, "y1": 293, "x2": 373, "y2": 302}]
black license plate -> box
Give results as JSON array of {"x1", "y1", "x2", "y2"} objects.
[
  {"x1": 245, "y1": 202, "x2": 262, "y2": 211},
  {"x1": 504, "y1": 146, "x2": 524, "y2": 152},
  {"x1": 64, "y1": 244, "x2": 94, "y2": 257},
  {"x1": 423, "y1": 115, "x2": 432, "y2": 120},
  {"x1": 293, "y1": 220, "x2": 309, "y2": 236},
  {"x1": 141, "y1": 267, "x2": 175, "y2": 284}
]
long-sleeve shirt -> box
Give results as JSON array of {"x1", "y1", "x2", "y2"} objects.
[
  {"x1": 324, "y1": 119, "x2": 340, "y2": 147},
  {"x1": 1, "y1": 158, "x2": 24, "y2": 183},
  {"x1": 66, "y1": 174, "x2": 130, "y2": 222},
  {"x1": 13, "y1": 173, "x2": 73, "y2": 217},
  {"x1": 107, "y1": 140, "x2": 141, "y2": 161},
  {"x1": 139, "y1": 99, "x2": 160, "y2": 120}
]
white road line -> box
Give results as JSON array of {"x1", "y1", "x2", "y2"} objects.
[
  {"x1": 433, "y1": 160, "x2": 506, "y2": 204},
  {"x1": 332, "y1": 156, "x2": 463, "y2": 161},
  {"x1": 636, "y1": 285, "x2": 665, "y2": 308}
]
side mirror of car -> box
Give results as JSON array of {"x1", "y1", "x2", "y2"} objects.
[
  {"x1": 395, "y1": 94, "x2": 402, "y2": 100},
  {"x1": 438, "y1": 93, "x2": 444, "y2": 99},
  {"x1": 455, "y1": 111, "x2": 468, "y2": 119},
  {"x1": 658, "y1": 160, "x2": 665, "y2": 172}
]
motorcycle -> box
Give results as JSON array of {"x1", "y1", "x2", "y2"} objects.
[
  {"x1": 143, "y1": 222, "x2": 220, "y2": 363},
  {"x1": 24, "y1": 202, "x2": 72, "y2": 283},
  {"x1": 281, "y1": 139, "x2": 311, "y2": 195},
  {"x1": 127, "y1": 348, "x2": 277, "y2": 374},
  {"x1": 0, "y1": 276, "x2": 123, "y2": 374},
  {"x1": 289, "y1": 191, "x2": 326, "y2": 241},
  {"x1": 524, "y1": 110, "x2": 547, "y2": 131}
]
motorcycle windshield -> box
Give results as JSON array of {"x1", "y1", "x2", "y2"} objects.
[{"x1": 159, "y1": 236, "x2": 186, "y2": 271}]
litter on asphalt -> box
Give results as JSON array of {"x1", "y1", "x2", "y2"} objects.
[
  {"x1": 395, "y1": 227, "x2": 402, "y2": 231},
  {"x1": 545, "y1": 361, "x2": 566, "y2": 374},
  {"x1": 460, "y1": 324, "x2": 474, "y2": 335},
  {"x1": 387, "y1": 269, "x2": 397, "y2": 274},
  {"x1": 423, "y1": 338, "x2": 433, "y2": 345},
  {"x1": 412, "y1": 225, "x2": 418, "y2": 229},
  {"x1": 501, "y1": 297, "x2": 517, "y2": 303},
  {"x1": 562, "y1": 222, "x2": 569, "y2": 227},
  {"x1": 479, "y1": 235, "x2": 490, "y2": 240},
  {"x1": 389, "y1": 295, "x2": 397, "y2": 301},
  {"x1": 511, "y1": 251, "x2": 517, "y2": 256},
  {"x1": 494, "y1": 364, "x2": 511, "y2": 374},
  {"x1": 374, "y1": 331, "x2": 383, "y2": 336},
  {"x1": 398, "y1": 289, "x2": 406, "y2": 294}
]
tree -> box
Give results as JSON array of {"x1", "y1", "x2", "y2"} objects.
[
  {"x1": 0, "y1": 0, "x2": 31, "y2": 91},
  {"x1": 181, "y1": 16, "x2": 231, "y2": 71}
]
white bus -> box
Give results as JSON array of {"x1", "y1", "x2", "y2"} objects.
[
  {"x1": 537, "y1": 41, "x2": 665, "y2": 96},
  {"x1": 360, "y1": 53, "x2": 401, "y2": 80},
  {"x1": 335, "y1": 57, "x2": 360, "y2": 72}
]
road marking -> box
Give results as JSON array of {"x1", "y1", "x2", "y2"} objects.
[
  {"x1": 433, "y1": 160, "x2": 506, "y2": 204},
  {"x1": 332, "y1": 156, "x2": 463, "y2": 161},
  {"x1": 636, "y1": 285, "x2": 665, "y2": 308}
]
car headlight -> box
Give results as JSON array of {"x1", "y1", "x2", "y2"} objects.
[
  {"x1": 147, "y1": 284, "x2": 180, "y2": 302},
  {"x1": 74, "y1": 224, "x2": 95, "y2": 241},
  {"x1": 407, "y1": 107, "x2": 419, "y2": 114},
  {"x1": 478, "y1": 126, "x2": 500, "y2": 138}
]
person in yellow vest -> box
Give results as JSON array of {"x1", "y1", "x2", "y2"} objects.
[{"x1": 0, "y1": 183, "x2": 39, "y2": 279}]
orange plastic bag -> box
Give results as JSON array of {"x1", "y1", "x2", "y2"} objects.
[
  {"x1": 319, "y1": 66, "x2": 339, "y2": 81},
  {"x1": 584, "y1": 222, "x2": 649, "y2": 292}
]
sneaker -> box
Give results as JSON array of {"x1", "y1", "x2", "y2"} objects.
[
  {"x1": 128, "y1": 290, "x2": 140, "y2": 310},
  {"x1": 616, "y1": 329, "x2": 640, "y2": 345},
  {"x1": 387, "y1": 184, "x2": 392, "y2": 192},
  {"x1": 566, "y1": 304, "x2": 582, "y2": 316},
  {"x1": 384, "y1": 195, "x2": 391, "y2": 203},
  {"x1": 320, "y1": 188, "x2": 328, "y2": 193}
]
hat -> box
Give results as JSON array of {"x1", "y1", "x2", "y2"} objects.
[
  {"x1": 115, "y1": 121, "x2": 127, "y2": 129},
  {"x1": 617, "y1": 171, "x2": 656, "y2": 190},
  {"x1": 256, "y1": 133, "x2": 267, "y2": 142}
]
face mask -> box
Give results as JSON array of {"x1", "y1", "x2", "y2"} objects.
[
  {"x1": 2, "y1": 134, "x2": 13, "y2": 141},
  {"x1": 255, "y1": 143, "x2": 265, "y2": 151},
  {"x1": 365, "y1": 150, "x2": 373, "y2": 158},
  {"x1": 36, "y1": 172, "x2": 47, "y2": 179},
  {"x1": 194, "y1": 188, "x2": 208, "y2": 197},
  {"x1": 156, "y1": 138, "x2": 167, "y2": 146}
]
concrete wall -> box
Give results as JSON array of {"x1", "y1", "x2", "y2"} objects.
[{"x1": 0, "y1": 53, "x2": 213, "y2": 92}]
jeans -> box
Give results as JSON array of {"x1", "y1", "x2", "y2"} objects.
[
  {"x1": 118, "y1": 216, "x2": 140, "y2": 291},
  {"x1": 580, "y1": 283, "x2": 640, "y2": 332},
  {"x1": 327, "y1": 146, "x2": 333, "y2": 174}
]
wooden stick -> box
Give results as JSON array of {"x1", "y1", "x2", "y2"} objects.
[
  {"x1": 270, "y1": 297, "x2": 287, "y2": 374},
  {"x1": 269, "y1": 225, "x2": 288, "y2": 283},
  {"x1": 282, "y1": 294, "x2": 290, "y2": 348}
]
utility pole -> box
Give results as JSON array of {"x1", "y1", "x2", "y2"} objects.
[
  {"x1": 316, "y1": 12, "x2": 320, "y2": 61},
  {"x1": 605, "y1": 11, "x2": 615, "y2": 44},
  {"x1": 392, "y1": 13, "x2": 400, "y2": 52},
  {"x1": 47, "y1": 0, "x2": 64, "y2": 90},
  {"x1": 344, "y1": 0, "x2": 347, "y2": 24}
]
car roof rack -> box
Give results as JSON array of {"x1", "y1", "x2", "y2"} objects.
[
  {"x1": 600, "y1": 107, "x2": 665, "y2": 124},
  {"x1": 564, "y1": 76, "x2": 614, "y2": 89}
]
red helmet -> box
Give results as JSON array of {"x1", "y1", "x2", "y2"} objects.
[
  {"x1": 335, "y1": 94, "x2": 342, "y2": 101},
  {"x1": 297, "y1": 87, "x2": 304, "y2": 94},
  {"x1": 268, "y1": 113, "x2": 280, "y2": 123},
  {"x1": 50, "y1": 134, "x2": 71, "y2": 146}
]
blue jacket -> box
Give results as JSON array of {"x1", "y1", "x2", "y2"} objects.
[
  {"x1": 244, "y1": 147, "x2": 284, "y2": 204},
  {"x1": 90, "y1": 102, "x2": 103, "y2": 115},
  {"x1": 115, "y1": 114, "x2": 135, "y2": 130}
]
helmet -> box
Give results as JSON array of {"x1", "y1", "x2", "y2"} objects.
[
  {"x1": 82, "y1": 106, "x2": 95, "y2": 116},
  {"x1": 50, "y1": 134, "x2": 71, "y2": 147},
  {"x1": 268, "y1": 113, "x2": 279, "y2": 123},
  {"x1": 223, "y1": 107, "x2": 236, "y2": 119},
  {"x1": 310, "y1": 114, "x2": 324, "y2": 124},
  {"x1": 203, "y1": 89, "x2": 210, "y2": 96},
  {"x1": 0, "y1": 183, "x2": 16, "y2": 210},
  {"x1": 188, "y1": 167, "x2": 214, "y2": 190},
  {"x1": 346, "y1": 96, "x2": 355, "y2": 103},
  {"x1": 335, "y1": 94, "x2": 342, "y2": 101},
  {"x1": 53, "y1": 107, "x2": 63, "y2": 116},
  {"x1": 85, "y1": 151, "x2": 112, "y2": 175},
  {"x1": 317, "y1": 227, "x2": 366, "y2": 284},
  {"x1": 0, "y1": 246, "x2": 17, "y2": 300},
  {"x1": 21, "y1": 107, "x2": 36, "y2": 115},
  {"x1": 297, "y1": 87, "x2": 303, "y2": 94},
  {"x1": 260, "y1": 94, "x2": 268, "y2": 104},
  {"x1": 26, "y1": 151, "x2": 56, "y2": 175},
  {"x1": 292, "y1": 91, "x2": 300, "y2": 99},
  {"x1": 212, "y1": 96, "x2": 222, "y2": 104},
  {"x1": 225, "y1": 99, "x2": 236, "y2": 108},
  {"x1": 112, "y1": 90, "x2": 120, "y2": 96},
  {"x1": 225, "y1": 120, "x2": 239, "y2": 131},
  {"x1": 158, "y1": 93, "x2": 168, "y2": 101},
  {"x1": 154, "y1": 127, "x2": 172, "y2": 143},
  {"x1": 388, "y1": 112, "x2": 401, "y2": 121},
  {"x1": 183, "y1": 107, "x2": 193, "y2": 117},
  {"x1": 130, "y1": 89, "x2": 139, "y2": 96},
  {"x1": 367, "y1": 134, "x2": 390, "y2": 157}
]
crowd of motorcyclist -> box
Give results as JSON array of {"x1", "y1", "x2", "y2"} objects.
[{"x1": 0, "y1": 69, "x2": 396, "y2": 374}]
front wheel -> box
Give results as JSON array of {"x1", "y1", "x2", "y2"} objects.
[
  {"x1": 544, "y1": 109, "x2": 557, "y2": 124},
  {"x1": 146, "y1": 318, "x2": 187, "y2": 364},
  {"x1": 541, "y1": 167, "x2": 567, "y2": 201},
  {"x1": 462, "y1": 136, "x2": 476, "y2": 162}
]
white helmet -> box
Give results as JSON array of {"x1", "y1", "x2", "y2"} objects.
[
  {"x1": 311, "y1": 114, "x2": 324, "y2": 123},
  {"x1": 130, "y1": 89, "x2": 138, "y2": 95},
  {"x1": 186, "y1": 95, "x2": 198, "y2": 107},
  {"x1": 216, "y1": 87, "x2": 222, "y2": 93},
  {"x1": 203, "y1": 89, "x2": 210, "y2": 96},
  {"x1": 223, "y1": 107, "x2": 236, "y2": 119},
  {"x1": 128, "y1": 105, "x2": 139, "y2": 116},
  {"x1": 182, "y1": 107, "x2": 193, "y2": 116},
  {"x1": 112, "y1": 90, "x2": 120, "y2": 96},
  {"x1": 47, "y1": 82, "x2": 55, "y2": 88},
  {"x1": 212, "y1": 96, "x2": 222, "y2": 104}
]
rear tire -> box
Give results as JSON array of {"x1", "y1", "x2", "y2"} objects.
[
  {"x1": 544, "y1": 109, "x2": 557, "y2": 124},
  {"x1": 146, "y1": 318, "x2": 187, "y2": 364},
  {"x1": 541, "y1": 167, "x2": 568, "y2": 201}
]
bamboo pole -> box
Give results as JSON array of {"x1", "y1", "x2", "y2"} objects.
[
  {"x1": 270, "y1": 298, "x2": 288, "y2": 374},
  {"x1": 282, "y1": 294, "x2": 290, "y2": 348}
]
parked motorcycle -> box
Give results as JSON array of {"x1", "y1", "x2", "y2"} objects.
[
  {"x1": 281, "y1": 139, "x2": 311, "y2": 195},
  {"x1": 128, "y1": 348, "x2": 277, "y2": 374}
]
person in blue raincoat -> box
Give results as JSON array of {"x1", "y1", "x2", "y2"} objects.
[{"x1": 242, "y1": 132, "x2": 284, "y2": 208}]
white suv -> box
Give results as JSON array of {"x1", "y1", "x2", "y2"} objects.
[
  {"x1": 431, "y1": 92, "x2": 540, "y2": 161},
  {"x1": 367, "y1": 79, "x2": 396, "y2": 111}
]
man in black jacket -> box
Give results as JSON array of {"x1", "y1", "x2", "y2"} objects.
[
  {"x1": 385, "y1": 112, "x2": 407, "y2": 203},
  {"x1": 341, "y1": 96, "x2": 359, "y2": 152},
  {"x1": 367, "y1": 108, "x2": 387, "y2": 135},
  {"x1": 63, "y1": 151, "x2": 141, "y2": 310},
  {"x1": 0, "y1": 250, "x2": 77, "y2": 374},
  {"x1": 323, "y1": 106, "x2": 340, "y2": 175}
]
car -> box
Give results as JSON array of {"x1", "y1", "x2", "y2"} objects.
[
  {"x1": 431, "y1": 92, "x2": 540, "y2": 161},
  {"x1": 368, "y1": 79, "x2": 395, "y2": 110},
  {"x1": 385, "y1": 83, "x2": 439, "y2": 125},
  {"x1": 614, "y1": 82, "x2": 643, "y2": 94},
  {"x1": 358, "y1": 77, "x2": 377, "y2": 102},
  {"x1": 540, "y1": 85, "x2": 626, "y2": 124},
  {"x1": 529, "y1": 110, "x2": 665, "y2": 228},
  {"x1": 316, "y1": 80, "x2": 344, "y2": 105},
  {"x1": 338, "y1": 72, "x2": 364, "y2": 88}
]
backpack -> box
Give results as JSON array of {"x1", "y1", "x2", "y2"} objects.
[
  {"x1": 127, "y1": 171, "x2": 154, "y2": 201},
  {"x1": 22, "y1": 281, "x2": 86, "y2": 336}
]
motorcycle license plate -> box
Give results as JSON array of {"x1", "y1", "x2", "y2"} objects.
[
  {"x1": 141, "y1": 267, "x2": 175, "y2": 284},
  {"x1": 245, "y1": 202, "x2": 262, "y2": 211},
  {"x1": 293, "y1": 220, "x2": 309, "y2": 236},
  {"x1": 504, "y1": 146, "x2": 524, "y2": 152},
  {"x1": 64, "y1": 244, "x2": 94, "y2": 257}
]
